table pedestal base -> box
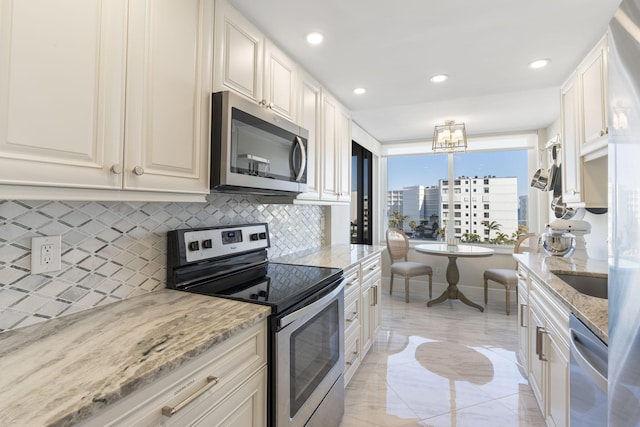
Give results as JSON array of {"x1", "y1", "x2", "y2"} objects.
[{"x1": 426, "y1": 256, "x2": 484, "y2": 312}]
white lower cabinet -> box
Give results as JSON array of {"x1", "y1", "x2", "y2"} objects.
[
  {"x1": 342, "y1": 252, "x2": 382, "y2": 387},
  {"x1": 516, "y1": 266, "x2": 529, "y2": 373},
  {"x1": 80, "y1": 321, "x2": 267, "y2": 427},
  {"x1": 523, "y1": 273, "x2": 570, "y2": 427}
]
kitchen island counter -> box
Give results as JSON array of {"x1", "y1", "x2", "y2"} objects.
[
  {"x1": 272, "y1": 243, "x2": 385, "y2": 269},
  {"x1": 0, "y1": 290, "x2": 270, "y2": 427},
  {"x1": 514, "y1": 253, "x2": 608, "y2": 343}
]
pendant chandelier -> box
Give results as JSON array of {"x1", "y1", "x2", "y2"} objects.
[{"x1": 432, "y1": 120, "x2": 467, "y2": 152}]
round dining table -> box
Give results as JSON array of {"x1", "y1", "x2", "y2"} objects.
[{"x1": 415, "y1": 243, "x2": 495, "y2": 311}]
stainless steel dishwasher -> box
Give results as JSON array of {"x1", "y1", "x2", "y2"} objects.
[{"x1": 569, "y1": 314, "x2": 608, "y2": 426}]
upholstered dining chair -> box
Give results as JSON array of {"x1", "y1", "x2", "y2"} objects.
[
  {"x1": 483, "y1": 233, "x2": 540, "y2": 314},
  {"x1": 386, "y1": 228, "x2": 433, "y2": 303}
]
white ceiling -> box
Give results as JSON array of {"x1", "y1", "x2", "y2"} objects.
[{"x1": 228, "y1": 0, "x2": 621, "y2": 143}]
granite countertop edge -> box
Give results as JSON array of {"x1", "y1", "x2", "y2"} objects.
[
  {"x1": 272, "y1": 243, "x2": 386, "y2": 269},
  {"x1": 0, "y1": 290, "x2": 271, "y2": 427},
  {"x1": 514, "y1": 253, "x2": 608, "y2": 343}
]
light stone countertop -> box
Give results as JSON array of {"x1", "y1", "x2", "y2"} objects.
[
  {"x1": 272, "y1": 244, "x2": 386, "y2": 269},
  {"x1": 0, "y1": 290, "x2": 270, "y2": 427},
  {"x1": 514, "y1": 253, "x2": 608, "y2": 343}
]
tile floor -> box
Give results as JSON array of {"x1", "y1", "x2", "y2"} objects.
[{"x1": 340, "y1": 287, "x2": 546, "y2": 427}]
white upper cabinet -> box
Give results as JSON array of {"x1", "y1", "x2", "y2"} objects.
[
  {"x1": 263, "y1": 40, "x2": 297, "y2": 121},
  {"x1": 560, "y1": 34, "x2": 608, "y2": 208},
  {"x1": 579, "y1": 34, "x2": 608, "y2": 157},
  {"x1": 560, "y1": 74, "x2": 582, "y2": 204},
  {"x1": 0, "y1": 0, "x2": 212, "y2": 200},
  {"x1": 213, "y1": 0, "x2": 263, "y2": 102},
  {"x1": 125, "y1": 0, "x2": 212, "y2": 194},
  {"x1": 214, "y1": 0, "x2": 297, "y2": 121},
  {"x1": 296, "y1": 71, "x2": 322, "y2": 201},
  {"x1": 0, "y1": 0, "x2": 126, "y2": 191},
  {"x1": 320, "y1": 92, "x2": 351, "y2": 203}
]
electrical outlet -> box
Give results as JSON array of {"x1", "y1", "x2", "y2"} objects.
[{"x1": 31, "y1": 236, "x2": 62, "y2": 274}]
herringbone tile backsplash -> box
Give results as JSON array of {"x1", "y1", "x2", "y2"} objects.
[{"x1": 0, "y1": 194, "x2": 325, "y2": 332}]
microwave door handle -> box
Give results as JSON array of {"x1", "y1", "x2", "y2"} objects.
[{"x1": 292, "y1": 136, "x2": 307, "y2": 182}]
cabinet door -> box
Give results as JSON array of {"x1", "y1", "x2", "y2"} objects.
[
  {"x1": 213, "y1": 0, "x2": 263, "y2": 102},
  {"x1": 360, "y1": 281, "x2": 373, "y2": 356},
  {"x1": 580, "y1": 36, "x2": 608, "y2": 150},
  {"x1": 263, "y1": 40, "x2": 297, "y2": 121},
  {"x1": 296, "y1": 72, "x2": 322, "y2": 200},
  {"x1": 336, "y1": 107, "x2": 351, "y2": 202},
  {"x1": 0, "y1": 0, "x2": 126, "y2": 189},
  {"x1": 546, "y1": 333, "x2": 569, "y2": 427},
  {"x1": 560, "y1": 76, "x2": 582, "y2": 204},
  {"x1": 517, "y1": 287, "x2": 528, "y2": 370},
  {"x1": 124, "y1": 0, "x2": 212, "y2": 194},
  {"x1": 370, "y1": 276, "x2": 382, "y2": 339},
  {"x1": 320, "y1": 94, "x2": 338, "y2": 200},
  {"x1": 528, "y1": 304, "x2": 545, "y2": 413}
]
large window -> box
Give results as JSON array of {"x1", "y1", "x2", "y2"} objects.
[{"x1": 387, "y1": 149, "x2": 529, "y2": 243}]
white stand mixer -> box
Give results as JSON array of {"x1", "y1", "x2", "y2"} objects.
[{"x1": 547, "y1": 219, "x2": 591, "y2": 260}]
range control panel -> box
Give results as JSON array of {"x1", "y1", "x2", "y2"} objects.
[{"x1": 182, "y1": 224, "x2": 269, "y2": 263}]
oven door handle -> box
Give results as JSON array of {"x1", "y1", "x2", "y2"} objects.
[{"x1": 278, "y1": 279, "x2": 344, "y2": 328}]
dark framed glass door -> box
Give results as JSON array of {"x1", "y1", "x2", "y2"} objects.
[{"x1": 351, "y1": 142, "x2": 373, "y2": 244}]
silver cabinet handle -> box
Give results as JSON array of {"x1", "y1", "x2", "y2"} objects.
[
  {"x1": 259, "y1": 99, "x2": 267, "y2": 107},
  {"x1": 110, "y1": 164, "x2": 123, "y2": 174},
  {"x1": 161, "y1": 376, "x2": 219, "y2": 417},
  {"x1": 346, "y1": 312, "x2": 359, "y2": 322},
  {"x1": 536, "y1": 327, "x2": 548, "y2": 362},
  {"x1": 520, "y1": 304, "x2": 527, "y2": 328},
  {"x1": 373, "y1": 285, "x2": 378, "y2": 306},
  {"x1": 133, "y1": 166, "x2": 144, "y2": 176},
  {"x1": 346, "y1": 351, "x2": 359, "y2": 366}
]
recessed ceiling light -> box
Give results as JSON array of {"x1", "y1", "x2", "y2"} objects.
[
  {"x1": 430, "y1": 74, "x2": 449, "y2": 83},
  {"x1": 306, "y1": 32, "x2": 323, "y2": 45},
  {"x1": 353, "y1": 87, "x2": 366, "y2": 95},
  {"x1": 529, "y1": 59, "x2": 550, "y2": 69}
]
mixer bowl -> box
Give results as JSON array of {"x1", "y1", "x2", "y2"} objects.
[{"x1": 542, "y1": 232, "x2": 575, "y2": 257}]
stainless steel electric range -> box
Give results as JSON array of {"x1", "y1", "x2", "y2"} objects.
[{"x1": 167, "y1": 223, "x2": 345, "y2": 427}]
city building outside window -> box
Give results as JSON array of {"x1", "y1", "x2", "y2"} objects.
[{"x1": 387, "y1": 150, "x2": 529, "y2": 243}]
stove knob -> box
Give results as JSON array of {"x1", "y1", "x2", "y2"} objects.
[
  {"x1": 188, "y1": 241, "x2": 200, "y2": 251},
  {"x1": 250, "y1": 293, "x2": 259, "y2": 300},
  {"x1": 258, "y1": 290, "x2": 267, "y2": 297},
  {"x1": 202, "y1": 239, "x2": 212, "y2": 249},
  {"x1": 250, "y1": 233, "x2": 259, "y2": 241},
  {"x1": 259, "y1": 232, "x2": 267, "y2": 240}
]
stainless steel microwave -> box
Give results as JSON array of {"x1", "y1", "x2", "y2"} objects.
[{"x1": 211, "y1": 91, "x2": 308, "y2": 195}]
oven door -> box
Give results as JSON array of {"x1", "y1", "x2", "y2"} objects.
[{"x1": 274, "y1": 279, "x2": 345, "y2": 427}]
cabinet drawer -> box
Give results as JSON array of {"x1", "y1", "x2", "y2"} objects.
[
  {"x1": 344, "y1": 333, "x2": 361, "y2": 386},
  {"x1": 81, "y1": 321, "x2": 266, "y2": 426},
  {"x1": 361, "y1": 254, "x2": 381, "y2": 282},
  {"x1": 343, "y1": 264, "x2": 360, "y2": 298},
  {"x1": 171, "y1": 366, "x2": 266, "y2": 427},
  {"x1": 344, "y1": 291, "x2": 361, "y2": 339}
]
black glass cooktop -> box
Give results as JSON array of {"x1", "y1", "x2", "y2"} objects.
[{"x1": 183, "y1": 262, "x2": 342, "y2": 314}]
